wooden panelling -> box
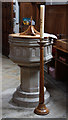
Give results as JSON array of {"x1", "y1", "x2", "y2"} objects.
[
  {"x1": 2, "y1": 2, "x2": 13, "y2": 57},
  {"x1": 45, "y1": 5, "x2": 66, "y2": 37},
  {"x1": 66, "y1": 4, "x2": 68, "y2": 38}
]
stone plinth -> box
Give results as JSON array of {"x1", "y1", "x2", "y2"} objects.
[{"x1": 9, "y1": 33, "x2": 52, "y2": 107}]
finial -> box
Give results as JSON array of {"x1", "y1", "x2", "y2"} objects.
[{"x1": 31, "y1": 16, "x2": 32, "y2": 26}]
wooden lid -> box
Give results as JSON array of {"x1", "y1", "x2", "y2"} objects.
[
  {"x1": 9, "y1": 33, "x2": 57, "y2": 39},
  {"x1": 9, "y1": 17, "x2": 57, "y2": 39},
  {"x1": 9, "y1": 33, "x2": 41, "y2": 39}
]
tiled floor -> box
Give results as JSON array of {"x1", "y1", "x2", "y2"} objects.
[{"x1": 0, "y1": 55, "x2": 67, "y2": 119}]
